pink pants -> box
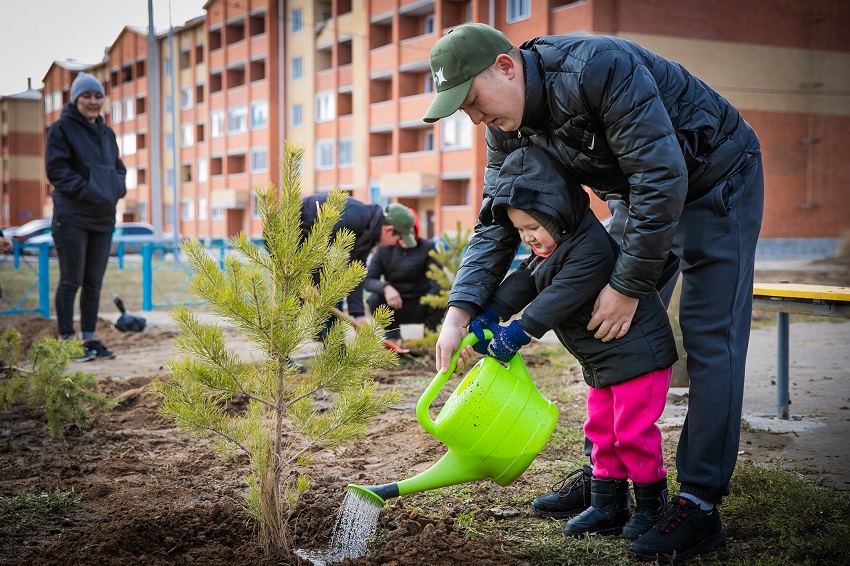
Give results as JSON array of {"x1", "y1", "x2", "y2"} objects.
[{"x1": 584, "y1": 367, "x2": 672, "y2": 485}]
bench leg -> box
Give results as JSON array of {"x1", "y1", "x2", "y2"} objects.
[{"x1": 777, "y1": 311, "x2": 790, "y2": 419}]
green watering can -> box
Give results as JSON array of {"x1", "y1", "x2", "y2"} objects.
[{"x1": 350, "y1": 330, "x2": 559, "y2": 506}]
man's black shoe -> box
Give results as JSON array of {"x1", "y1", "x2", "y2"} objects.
[
  {"x1": 629, "y1": 496, "x2": 727, "y2": 563},
  {"x1": 531, "y1": 465, "x2": 592, "y2": 518},
  {"x1": 84, "y1": 340, "x2": 116, "y2": 360}
]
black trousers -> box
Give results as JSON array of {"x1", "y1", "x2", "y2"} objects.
[{"x1": 53, "y1": 220, "x2": 113, "y2": 339}]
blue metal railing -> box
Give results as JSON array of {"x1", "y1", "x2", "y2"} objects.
[{"x1": 1, "y1": 238, "x2": 264, "y2": 318}]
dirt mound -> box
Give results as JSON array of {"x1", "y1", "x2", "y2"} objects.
[{"x1": 0, "y1": 314, "x2": 179, "y2": 353}]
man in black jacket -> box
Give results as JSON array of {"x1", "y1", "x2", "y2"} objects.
[
  {"x1": 424, "y1": 23, "x2": 763, "y2": 562},
  {"x1": 300, "y1": 194, "x2": 416, "y2": 327},
  {"x1": 364, "y1": 211, "x2": 445, "y2": 344}
]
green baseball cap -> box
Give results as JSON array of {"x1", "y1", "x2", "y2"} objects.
[
  {"x1": 422, "y1": 23, "x2": 513, "y2": 123},
  {"x1": 384, "y1": 203, "x2": 417, "y2": 248}
]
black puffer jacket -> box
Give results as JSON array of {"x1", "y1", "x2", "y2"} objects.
[
  {"x1": 488, "y1": 147, "x2": 677, "y2": 388},
  {"x1": 45, "y1": 103, "x2": 126, "y2": 232},
  {"x1": 300, "y1": 194, "x2": 386, "y2": 317},
  {"x1": 451, "y1": 35, "x2": 759, "y2": 311},
  {"x1": 364, "y1": 237, "x2": 441, "y2": 299}
]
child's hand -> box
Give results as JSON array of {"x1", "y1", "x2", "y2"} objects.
[
  {"x1": 487, "y1": 321, "x2": 531, "y2": 363},
  {"x1": 468, "y1": 307, "x2": 500, "y2": 355}
]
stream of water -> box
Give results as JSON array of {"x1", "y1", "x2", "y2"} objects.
[{"x1": 295, "y1": 487, "x2": 382, "y2": 565}]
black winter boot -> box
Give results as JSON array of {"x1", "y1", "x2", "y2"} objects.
[
  {"x1": 563, "y1": 477, "x2": 631, "y2": 537},
  {"x1": 621, "y1": 478, "x2": 668, "y2": 540},
  {"x1": 531, "y1": 465, "x2": 592, "y2": 518}
]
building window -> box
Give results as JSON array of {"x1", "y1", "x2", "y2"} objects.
[
  {"x1": 198, "y1": 197, "x2": 208, "y2": 220},
  {"x1": 210, "y1": 110, "x2": 224, "y2": 137},
  {"x1": 181, "y1": 198, "x2": 194, "y2": 221},
  {"x1": 338, "y1": 138, "x2": 353, "y2": 167},
  {"x1": 121, "y1": 132, "x2": 136, "y2": 155},
  {"x1": 424, "y1": 74, "x2": 434, "y2": 94},
  {"x1": 111, "y1": 101, "x2": 122, "y2": 122},
  {"x1": 251, "y1": 146, "x2": 268, "y2": 173},
  {"x1": 290, "y1": 8, "x2": 303, "y2": 33},
  {"x1": 251, "y1": 100, "x2": 268, "y2": 129},
  {"x1": 291, "y1": 56, "x2": 303, "y2": 80},
  {"x1": 211, "y1": 206, "x2": 225, "y2": 220},
  {"x1": 181, "y1": 123, "x2": 194, "y2": 147},
  {"x1": 316, "y1": 140, "x2": 334, "y2": 170},
  {"x1": 315, "y1": 91, "x2": 334, "y2": 123},
  {"x1": 197, "y1": 158, "x2": 208, "y2": 182},
  {"x1": 507, "y1": 0, "x2": 531, "y2": 22},
  {"x1": 125, "y1": 167, "x2": 137, "y2": 189},
  {"x1": 424, "y1": 14, "x2": 435, "y2": 34},
  {"x1": 180, "y1": 162, "x2": 192, "y2": 183},
  {"x1": 424, "y1": 130, "x2": 434, "y2": 151},
  {"x1": 180, "y1": 86, "x2": 192, "y2": 110},
  {"x1": 441, "y1": 114, "x2": 472, "y2": 149},
  {"x1": 291, "y1": 104, "x2": 303, "y2": 127},
  {"x1": 52, "y1": 91, "x2": 61, "y2": 111},
  {"x1": 44, "y1": 96, "x2": 52, "y2": 113},
  {"x1": 123, "y1": 97, "x2": 135, "y2": 121},
  {"x1": 227, "y1": 106, "x2": 248, "y2": 133}
]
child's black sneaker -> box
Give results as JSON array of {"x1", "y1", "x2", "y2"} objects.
[
  {"x1": 531, "y1": 465, "x2": 592, "y2": 518},
  {"x1": 84, "y1": 340, "x2": 116, "y2": 360},
  {"x1": 629, "y1": 496, "x2": 726, "y2": 563}
]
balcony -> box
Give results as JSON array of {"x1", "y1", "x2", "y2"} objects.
[
  {"x1": 211, "y1": 188, "x2": 249, "y2": 209},
  {"x1": 379, "y1": 170, "x2": 437, "y2": 198}
]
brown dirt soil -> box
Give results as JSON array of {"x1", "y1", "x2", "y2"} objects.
[{"x1": 0, "y1": 259, "x2": 847, "y2": 565}]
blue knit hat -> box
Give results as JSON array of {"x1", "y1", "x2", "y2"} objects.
[{"x1": 70, "y1": 72, "x2": 104, "y2": 103}]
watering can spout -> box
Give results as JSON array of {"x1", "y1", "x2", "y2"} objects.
[{"x1": 347, "y1": 483, "x2": 398, "y2": 507}]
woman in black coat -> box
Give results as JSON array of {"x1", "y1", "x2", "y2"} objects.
[{"x1": 45, "y1": 72, "x2": 126, "y2": 361}]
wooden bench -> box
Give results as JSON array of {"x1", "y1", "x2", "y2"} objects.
[{"x1": 752, "y1": 283, "x2": 850, "y2": 419}]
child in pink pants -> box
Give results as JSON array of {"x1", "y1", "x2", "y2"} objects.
[{"x1": 470, "y1": 146, "x2": 677, "y2": 539}]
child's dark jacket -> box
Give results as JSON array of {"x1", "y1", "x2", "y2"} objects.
[{"x1": 489, "y1": 147, "x2": 677, "y2": 388}]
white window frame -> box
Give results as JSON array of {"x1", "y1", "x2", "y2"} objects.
[
  {"x1": 211, "y1": 205, "x2": 225, "y2": 220},
  {"x1": 198, "y1": 197, "x2": 208, "y2": 220},
  {"x1": 315, "y1": 139, "x2": 334, "y2": 170},
  {"x1": 507, "y1": 0, "x2": 531, "y2": 23},
  {"x1": 291, "y1": 56, "x2": 303, "y2": 80},
  {"x1": 251, "y1": 100, "x2": 268, "y2": 129},
  {"x1": 441, "y1": 114, "x2": 472, "y2": 150},
  {"x1": 197, "y1": 158, "x2": 208, "y2": 183},
  {"x1": 210, "y1": 110, "x2": 224, "y2": 137},
  {"x1": 111, "y1": 101, "x2": 122, "y2": 123},
  {"x1": 180, "y1": 85, "x2": 192, "y2": 110},
  {"x1": 122, "y1": 97, "x2": 135, "y2": 121},
  {"x1": 251, "y1": 146, "x2": 268, "y2": 173},
  {"x1": 290, "y1": 8, "x2": 303, "y2": 33},
  {"x1": 121, "y1": 132, "x2": 136, "y2": 155},
  {"x1": 291, "y1": 103, "x2": 303, "y2": 127},
  {"x1": 52, "y1": 91, "x2": 61, "y2": 111},
  {"x1": 315, "y1": 91, "x2": 334, "y2": 123},
  {"x1": 180, "y1": 123, "x2": 194, "y2": 147},
  {"x1": 181, "y1": 198, "x2": 194, "y2": 221},
  {"x1": 338, "y1": 137, "x2": 353, "y2": 167},
  {"x1": 227, "y1": 105, "x2": 248, "y2": 133},
  {"x1": 125, "y1": 167, "x2": 138, "y2": 189},
  {"x1": 424, "y1": 14, "x2": 435, "y2": 35}
]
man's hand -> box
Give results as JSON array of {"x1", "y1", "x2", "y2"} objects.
[
  {"x1": 383, "y1": 285, "x2": 403, "y2": 309},
  {"x1": 587, "y1": 284, "x2": 639, "y2": 342},
  {"x1": 436, "y1": 306, "x2": 472, "y2": 372}
]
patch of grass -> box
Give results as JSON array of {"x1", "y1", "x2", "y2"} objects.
[
  {"x1": 0, "y1": 487, "x2": 83, "y2": 535},
  {"x1": 723, "y1": 461, "x2": 850, "y2": 563}
]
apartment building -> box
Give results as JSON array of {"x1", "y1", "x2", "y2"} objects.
[
  {"x1": 16, "y1": 0, "x2": 850, "y2": 251},
  {"x1": 0, "y1": 80, "x2": 44, "y2": 228}
]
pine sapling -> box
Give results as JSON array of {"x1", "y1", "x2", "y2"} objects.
[
  {"x1": 0, "y1": 328, "x2": 114, "y2": 438},
  {"x1": 151, "y1": 142, "x2": 401, "y2": 560}
]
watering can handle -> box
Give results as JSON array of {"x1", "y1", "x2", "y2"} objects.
[{"x1": 416, "y1": 330, "x2": 492, "y2": 436}]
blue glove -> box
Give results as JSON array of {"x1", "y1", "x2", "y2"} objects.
[
  {"x1": 469, "y1": 308, "x2": 500, "y2": 355},
  {"x1": 487, "y1": 321, "x2": 532, "y2": 363}
]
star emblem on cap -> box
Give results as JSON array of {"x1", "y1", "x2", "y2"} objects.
[{"x1": 434, "y1": 67, "x2": 446, "y2": 86}]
